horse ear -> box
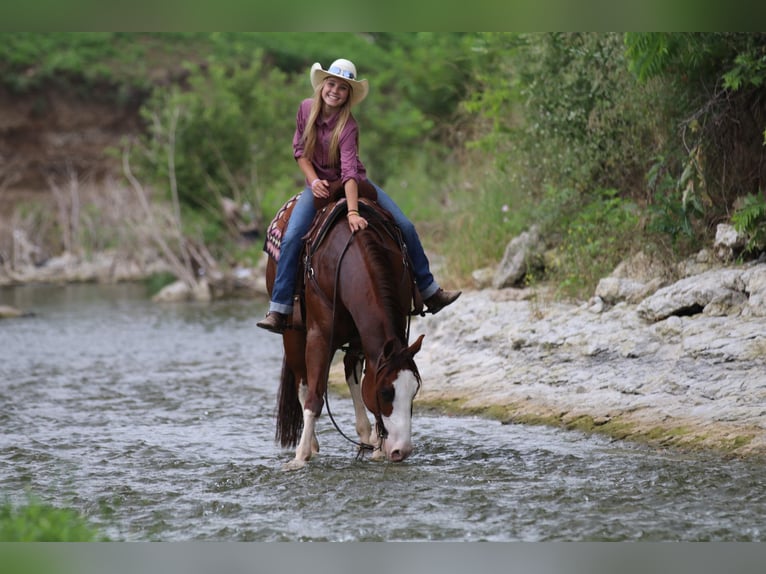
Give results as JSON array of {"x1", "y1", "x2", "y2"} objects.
[{"x1": 407, "y1": 334, "x2": 425, "y2": 357}]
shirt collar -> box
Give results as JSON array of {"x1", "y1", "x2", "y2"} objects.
[{"x1": 318, "y1": 110, "x2": 339, "y2": 129}]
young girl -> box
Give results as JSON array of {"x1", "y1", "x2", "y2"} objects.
[{"x1": 257, "y1": 58, "x2": 460, "y2": 333}]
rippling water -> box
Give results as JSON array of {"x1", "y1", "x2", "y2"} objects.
[{"x1": 1, "y1": 283, "x2": 764, "y2": 541}]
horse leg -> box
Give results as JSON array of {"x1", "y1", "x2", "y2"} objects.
[
  {"x1": 298, "y1": 382, "x2": 320, "y2": 455},
  {"x1": 283, "y1": 329, "x2": 329, "y2": 470},
  {"x1": 343, "y1": 352, "x2": 373, "y2": 445},
  {"x1": 281, "y1": 382, "x2": 321, "y2": 471},
  {"x1": 282, "y1": 407, "x2": 318, "y2": 471}
]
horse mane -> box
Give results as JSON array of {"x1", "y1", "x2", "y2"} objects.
[{"x1": 354, "y1": 224, "x2": 407, "y2": 336}]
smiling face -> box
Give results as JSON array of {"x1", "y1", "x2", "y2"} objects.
[{"x1": 321, "y1": 77, "x2": 351, "y2": 111}]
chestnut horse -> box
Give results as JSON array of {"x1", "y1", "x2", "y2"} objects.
[{"x1": 265, "y1": 197, "x2": 424, "y2": 470}]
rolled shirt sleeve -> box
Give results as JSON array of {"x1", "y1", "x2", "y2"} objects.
[{"x1": 337, "y1": 122, "x2": 364, "y2": 185}]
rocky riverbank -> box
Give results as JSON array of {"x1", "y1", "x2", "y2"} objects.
[{"x1": 412, "y1": 259, "x2": 766, "y2": 458}]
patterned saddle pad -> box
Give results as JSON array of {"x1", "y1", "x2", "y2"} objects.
[{"x1": 263, "y1": 193, "x2": 300, "y2": 262}]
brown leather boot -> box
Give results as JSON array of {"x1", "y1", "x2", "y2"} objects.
[
  {"x1": 256, "y1": 312, "x2": 288, "y2": 334},
  {"x1": 424, "y1": 289, "x2": 462, "y2": 314}
]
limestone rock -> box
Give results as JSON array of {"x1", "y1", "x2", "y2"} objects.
[
  {"x1": 471, "y1": 267, "x2": 494, "y2": 289},
  {"x1": 714, "y1": 223, "x2": 747, "y2": 262},
  {"x1": 595, "y1": 276, "x2": 664, "y2": 305},
  {"x1": 636, "y1": 267, "x2": 751, "y2": 322},
  {"x1": 492, "y1": 225, "x2": 543, "y2": 289},
  {"x1": 741, "y1": 265, "x2": 766, "y2": 317}
]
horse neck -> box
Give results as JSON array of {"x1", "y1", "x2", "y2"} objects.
[
  {"x1": 344, "y1": 230, "x2": 408, "y2": 359},
  {"x1": 356, "y1": 309, "x2": 405, "y2": 361}
]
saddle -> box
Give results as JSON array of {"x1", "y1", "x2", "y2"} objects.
[
  {"x1": 263, "y1": 179, "x2": 377, "y2": 263},
  {"x1": 313, "y1": 178, "x2": 377, "y2": 210},
  {"x1": 263, "y1": 188, "x2": 423, "y2": 330}
]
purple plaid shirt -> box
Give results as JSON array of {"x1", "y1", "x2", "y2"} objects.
[{"x1": 292, "y1": 98, "x2": 367, "y2": 186}]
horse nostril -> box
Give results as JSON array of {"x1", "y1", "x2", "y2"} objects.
[{"x1": 389, "y1": 447, "x2": 412, "y2": 462}]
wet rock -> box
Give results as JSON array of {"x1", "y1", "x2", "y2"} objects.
[
  {"x1": 152, "y1": 278, "x2": 211, "y2": 302},
  {"x1": 0, "y1": 304, "x2": 25, "y2": 319}
]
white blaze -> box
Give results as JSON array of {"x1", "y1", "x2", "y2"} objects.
[{"x1": 381, "y1": 370, "x2": 419, "y2": 461}]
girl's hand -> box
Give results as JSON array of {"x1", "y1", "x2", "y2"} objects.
[
  {"x1": 347, "y1": 211, "x2": 368, "y2": 232},
  {"x1": 310, "y1": 178, "x2": 329, "y2": 199}
]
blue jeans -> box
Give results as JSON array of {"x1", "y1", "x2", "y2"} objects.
[{"x1": 268, "y1": 181, "x2": 439, "y2": 314}]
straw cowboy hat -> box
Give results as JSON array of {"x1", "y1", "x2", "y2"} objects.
[{"x1": 310, "y1": 58, "x2": 369, "y2": 106}]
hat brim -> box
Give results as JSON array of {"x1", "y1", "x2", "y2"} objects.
[{"x1": 310, "y1": 62, "x2": 369, "y2": 106}]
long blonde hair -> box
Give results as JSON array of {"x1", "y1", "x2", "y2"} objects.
[{"x1": 302, "y1": 80, "x2": 355, "y2": 168}]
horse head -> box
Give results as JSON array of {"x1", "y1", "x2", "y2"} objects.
[{"x1": 363, "y1": 334, "x2": 425, "y2": 462}]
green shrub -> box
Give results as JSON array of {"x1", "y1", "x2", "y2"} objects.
[
  {"x1": 464, "y1": 33, "x2": 670, "y2": 201},
  {"x1": 549, "y1": 189, "x2": 640, "y2": 299},
  {"x1": 626, "y1": 33, "x2": 766, "y2": 225},
  {"x1": 134, "y1": 52, "x2": 298, "y2": 218},
  {"x1": 732, "y1": 192, "x2": 766, "y2": 256},
  {"x1": 645, "y1": 155, "x2": 707, "y2": 256},
  {"x1": 144, "y1": 271, "x2": 178, "y2": 296},
  {"x1": 0, "y1": 498, "x2": 104, "y2": 542}
]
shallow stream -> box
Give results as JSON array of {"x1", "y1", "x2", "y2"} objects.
[{"x1": 1, "y1": 283, "x2": 764, "y2": 541}]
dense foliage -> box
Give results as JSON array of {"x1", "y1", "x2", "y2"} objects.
[
  {"x1": 2, "y1": 32, "x2": 765, "y2": 298},
  {"x1": 455, "y1": 32, "x2": 766, "y2": 293},
  {"x1": 625, "y1": 33, "x2": 766, "y2": 251}
]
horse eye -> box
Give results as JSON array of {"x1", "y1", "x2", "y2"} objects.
[{"x1": 380, "y1": 387, "x2": 395, "y2": 403}]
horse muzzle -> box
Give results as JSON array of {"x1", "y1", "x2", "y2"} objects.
[{"x1": 384, "y1": 439, "x2": 413, "y2": 462}]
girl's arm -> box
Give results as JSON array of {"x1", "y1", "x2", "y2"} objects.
[
  {"x1": 297, "y1": 156, "x2": 329, "y2": 199},
  {"x1": 337, "y1": 122, "x2": 367, "y2": 232},
  {"x1": 343, "y1": 178, "x2": 367, "y2": 232}
]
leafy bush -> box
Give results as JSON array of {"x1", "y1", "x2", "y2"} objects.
[
  {"x1": 0, "y1": 498, "x2": 104, "y2": 541},
  {"x1": 0, "y1": 33, "x2": 206, "y2": 98},
  {"x1": 134, "y1": 52, "x2": 298, "y2": 218},
  {"x1": 550, "y1": 189, "x2": 640, "y2": 298},
  {"x1": 732, "y1": 193, "x2": 766, "y2": 256},
  {"x1": 465, "y1": 33, "x2": 669, "y2": 199},
  {"x1": 5, "y1": 33, "x2": 765, "y2": 294},
  {"x1": 453, "y1": 33, "x2": 672, "y2": 295},
  {"x1": 645, "y1": 155, "x2": 706, "y2": 255},
  {"x1": 625, "y1": 33, "x2": 766, "y2": 224}
]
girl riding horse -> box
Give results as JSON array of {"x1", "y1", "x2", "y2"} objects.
[{"x1": 257, "y1": 58, "x2": 460, "y2": 333}]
